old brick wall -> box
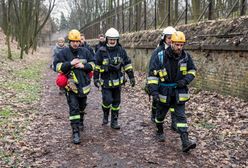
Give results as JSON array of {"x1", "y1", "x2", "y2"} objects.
[
  {"x1": 88, "y1": 17, "x2": 248, "y2": 100},
  {"x1": 125, "y1": 48, "x2": 248, "y2": 100}
]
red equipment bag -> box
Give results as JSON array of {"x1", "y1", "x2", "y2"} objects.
[
  {"x1": 89, "y1": 71, "x2": 94, "y2": 79},
  {"x1": 56, "y1": 73, "x2": 68, "y2": 88}
]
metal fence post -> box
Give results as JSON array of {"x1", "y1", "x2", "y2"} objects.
[
  {"x1": 122, "y1": 0, "x2": 125, "y2": 33},
  {"x1": 208, "y1": 0, "x2": 213, "y2": 20},
  {"x1": 168, "y1": 0, "x2": 170, "y2": 26},
  {"x1": 155, "y1": 0, "x2": 157, "y2": 29},
  {"x1": 185, "y1": 0, "x2": 188, "y2": 24},
  {"x1": 144, "y1": 0, "x2": 147, "y2": 30},
  {"x1": 240, "y1": 0, "x2": 246, "y2": 16}
]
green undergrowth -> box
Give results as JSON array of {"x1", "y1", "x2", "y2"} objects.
[
  {"x1": 0, "y1": 46, "x2": 48, "y2": 167},
  {"x1": 0, "y1": 47, "x2": 23, "y2": 60}
]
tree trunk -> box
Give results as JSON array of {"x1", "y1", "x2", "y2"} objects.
[
  {"x1": 192, "y1": 0, "x2": 201, "y2": 21},
  {"x1": 135, "y1": 0, "x2": 142, "y2": 31},
  {"x1": 6, "y1": 26, "x2": 12, "y2": 60},
  {"x1": 129, "y1": 0, "x2": 133, "y2": 31},
  {"x1": 158, "y1": 0, "x2": 166, "y2": 25},
  {"x1": 166, "y1": 0, "x2": 171, "y2": 25},
  {"x1": 174, "y1": 0, "x2": 178, "y2": 24}
]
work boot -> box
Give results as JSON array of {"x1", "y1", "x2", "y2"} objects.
[
  {"x1": 102, "y1": 106, "x2": 110, "y2": 125},
  {"x1": 180, "y1": 133, "x2": 196, "y2": 152},
  {"x1": 79, "y1": 112, "x2": 84, "y2": 131},
  {"x1": 72, "y1": 127, "x2": 80, "y2": 144},
  {"x1": 111, "y1": 111, "x2": 120, "y2": 129},
  {"x1": 156, "y1": 123, "x2": 165, "y2": 142}
]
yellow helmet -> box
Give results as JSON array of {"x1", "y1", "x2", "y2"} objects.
[
  {"x1": 68, "y1": 29, "x2": 81, "y2": 41},
  {"x1": 171, "y1": 31, "x2": 186, "y2": 43}
]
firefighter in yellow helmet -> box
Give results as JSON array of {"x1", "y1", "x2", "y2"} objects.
[
  {"x1": 147, "y1": 31, "x2": 197, "y2": 152},
  {"x1": 53, "y1": 29, "x2": 95, "y2": 144},
  {"x1": 147, "y1": 26, "x2": 177, "y2": 131},
  {"x1": 94, "y1": 28, "x2": 135, "y2": 129}
]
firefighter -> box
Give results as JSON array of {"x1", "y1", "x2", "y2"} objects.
[
  {"x1": 94, "y1": 27, "x2": 135, "y2": 129},
  {"x1": 95, "y1": 34, "x2": 106, "y2": 53},
  {"x1": 80, "y1": 33, "x2": 95, "y2": 57},
  {"x1": 147, "y1": 31, "x2": 196, "y2": 152},
  {"x1": 53, "y1": 29, "x2": 95, "y2": 144},
  {"x1": 148, "y1": 26, "x2": 177, "y2": 133}
]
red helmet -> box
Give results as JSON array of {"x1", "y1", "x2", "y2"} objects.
[
  {"x1": 89, "y1": 71, "x2": 94, "y2": 79},
  {"x1": 56, "y1": 73, "x2": 68, "y2": 88}
]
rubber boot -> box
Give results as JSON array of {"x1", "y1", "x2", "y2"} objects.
[
  {"x1": 79, "y1": 112, "x2": 84, "y2": 131},
  {"x1": 156, "y1": 123, "x2": 165, "y2": 142},
  {"x1": 72, "y1": 126, "x2": 80, "y2": 144},
  {"x1": 111, "y1": 111, "x2": 120, "y2": 129},
  {"x1": 102, "y1": 106, "x2": 110, "y2": 125},
  {"x1": 180, "y1": 133, "x2": 196, "y2": 152},
  {"x1": 151, "y1": 106, "x2": 156, "y2": 123}
]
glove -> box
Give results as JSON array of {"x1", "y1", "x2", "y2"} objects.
[
  {"x1": 176, "y1": 79, "x2": 187, "y2": 88},
  {"x1": 130, "y1": 78, "x2": 135, "y2": 87},
  {"x1": 94, "y1": 79, "x2": 101, "y2": 88}
]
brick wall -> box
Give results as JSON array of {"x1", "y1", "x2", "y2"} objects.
[
  {"x1": 125, "y1": 48, "x2": 248, "y2": 100},
  {"x1": 88, "y1": 17, "x2": 248, "y2": 100}
]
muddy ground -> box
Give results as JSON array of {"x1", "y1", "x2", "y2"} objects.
[
  {"x1": 1, "y1": 48, "x2": 247, "y2": 168},
  {"x1": 21, "y1": 70, "x2": 198, "y2": 168}
]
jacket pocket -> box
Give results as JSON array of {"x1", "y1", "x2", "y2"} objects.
[
  {"x1": 176, "y1": 87, "x2": 190, "y2": 104},
  {"x1": 158, "y1": 85, "x2": 170, "y2": 104}
]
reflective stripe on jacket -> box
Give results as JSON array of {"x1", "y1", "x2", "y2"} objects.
[
  {"x1": 53, "y1": 47, "x2": 95, "y2": 96},
  {"x1": 147, "y1": 46, "x2": 196, "y2": 104},
  {"x1": 94, "y1": 45, "x2": 134, "y2": 88}
]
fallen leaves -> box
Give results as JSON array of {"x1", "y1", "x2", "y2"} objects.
[{"x1": 0, "y1": 42, "x2": 247, "y2": 167}]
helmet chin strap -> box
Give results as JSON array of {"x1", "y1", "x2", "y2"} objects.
[{"x1": 107, "y1": 43, "x2": 116, "y2": 47}]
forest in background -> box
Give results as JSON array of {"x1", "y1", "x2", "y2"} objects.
[{"x1": 0, "y1": 0, "x2": 247, "y2": 58}]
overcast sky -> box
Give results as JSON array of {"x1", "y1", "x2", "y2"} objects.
[{"x1": 45, "y1": 0, "x2": 71, "y2": 21}]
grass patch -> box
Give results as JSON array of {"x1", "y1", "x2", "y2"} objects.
[
  {"x1": 5, "y1": 79, "x2": 42, "y2": 104},
  {"x1": 0, "y1": 107, "x2": 13, "y2": 126},
  {"x1": 0, "y1": 106, "x2": 12, "y2": 118},
  {"x1": 2, "y1": 63, "x2": 44, "y2": 104},
  {"x1": 198, "y1": 121, "x2": 216, "y2": 129},
  {"x1": 0, "y1": 149, "x2": 20, "y2": 167},
  {"x1": 0, "y1": 47, "x2": 22, "y2": 60},
  {"x1": 15, "y1": 66, "x2": 42, "y2": 81}
]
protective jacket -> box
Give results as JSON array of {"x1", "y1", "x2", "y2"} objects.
[
  {"x1": 80, "y1": 42, "x2": 95, "y2": 57},
  {"x1": 148, "y1": 42, "x2": 169, "y2": 70},
  {"x1": 148, "y1": 46, "x2": 196, "y2": 104},
  {"x1": 53, "y1": 46, "x2": 95, "y2": 96},
  {"x1": 94, "y1": 45, "x2": 134, "y2": 88},
  {"x1": 95, "y1": 42, "x2": 105, "y2": 53}
]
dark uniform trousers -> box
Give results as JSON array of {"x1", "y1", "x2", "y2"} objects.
[
  {"x1": 102, "y1": 87, "x2": 121, "y2": 109},
  {"x1": 66, "y1": 92, "x2": 87, "y2": 128},
  {"x1": 156, "y1": 96, "x2": 187, "y2": 133}
]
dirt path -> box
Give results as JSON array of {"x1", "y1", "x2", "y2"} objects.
[{"x1": 20, "y1": 48, "x2": 247, "y2": 168}]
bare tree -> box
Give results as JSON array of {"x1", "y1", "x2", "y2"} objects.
[
  {"x1": 0, "y1": 0, "x2": 56, "y2": 59},
  {"x1": 1, "y1": 0, "x2": 14, "y2": 59},
  {"x1": 192, "y1": 0, "x2": 201, "y2": 21}
]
